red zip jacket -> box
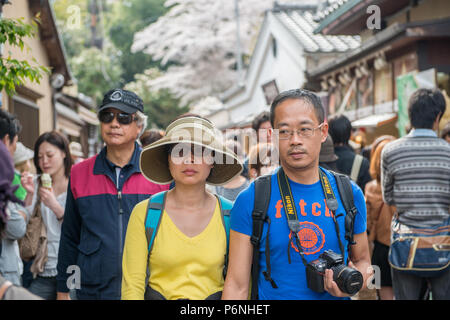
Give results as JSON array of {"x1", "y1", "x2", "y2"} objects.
[{"x1": 56, "y1": 143, "x2": 169, "y2": 299}]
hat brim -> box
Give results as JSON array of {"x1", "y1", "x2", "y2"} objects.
[
  {"x1": 98, "y1": 102, "x2": 138, "y2": 114},
  {"x1": 140, "y1": 139, "x2": 243, "y2": 186},
  {"x1": 13, "y1": 142, "x2": 34, "y2": 165},
  {"x1": 14, "y1": 150, "x2": 35, "y2": 165}
]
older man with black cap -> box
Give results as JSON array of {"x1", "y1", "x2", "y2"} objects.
[{"x1": 56, "y1": 89, "x2": 169, "y2": 300}]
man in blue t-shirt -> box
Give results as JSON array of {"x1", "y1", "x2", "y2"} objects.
[{"x1": 222, "y1": 89, "x2": 371, "y2": 300}]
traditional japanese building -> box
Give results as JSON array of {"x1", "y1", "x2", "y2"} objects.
[
  {"x1": 1, "y1": 0, "x2": 99, "y2": 157},
  {"x1": 208, "y1": 2, "x2": 360, "y2": 130},
  {"x1": 306, "y1": 0, "x2": 450, "y2": 142}
]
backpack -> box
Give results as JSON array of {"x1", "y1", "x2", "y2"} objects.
[
  {"x1": 143, "y1": 191, "x2": 232, "y2": 297},
  {"x1": 249, "y1": 170, "x2": 358, "y2": 300}
]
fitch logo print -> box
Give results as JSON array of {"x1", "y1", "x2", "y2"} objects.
[{"x1": 289, "y1": 221, "x2": 325, "y2": 255}]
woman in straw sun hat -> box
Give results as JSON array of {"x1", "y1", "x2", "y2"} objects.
[{"x1": 122, "y1": 114, "x2": 243, "y2": 300}]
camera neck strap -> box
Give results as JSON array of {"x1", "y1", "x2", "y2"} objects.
[{"x1": 276, "y1": 168, "x2": 345, "y2": 265}]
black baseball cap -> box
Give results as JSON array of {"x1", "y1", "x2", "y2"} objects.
[{"x1": 98, "y1": 89, "x2": 144, "y2": 114}]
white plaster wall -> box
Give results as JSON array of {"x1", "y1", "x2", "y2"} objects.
[{"x1": 224, "y1": 12, "x2": 307, "y2": 127}]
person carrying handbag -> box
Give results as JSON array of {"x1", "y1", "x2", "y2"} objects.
[
  {"x1": 18, "y1": 193, "x2": 45, "y2": 263},
  {"x1": 20, "y1": 131, "x2": 72, "y2": 300},
  {"x1": 381, "y1": 88, "x2": 450, "y2": 300}
]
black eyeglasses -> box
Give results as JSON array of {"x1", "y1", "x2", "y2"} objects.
[
  {"x1": 98, "y1": 111, "x2": 137, "y2": 125},
  {"x1": 277, "y1": 123, "x2": 324, "y2": 140}
]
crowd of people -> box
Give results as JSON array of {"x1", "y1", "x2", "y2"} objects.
[{"x1": 0, "y1": 87, "x2": 449, "y2": 300}]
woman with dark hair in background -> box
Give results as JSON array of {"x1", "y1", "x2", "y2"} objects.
[{"x1": 20, "y1": 131, "x2": 72, "y2": 300}]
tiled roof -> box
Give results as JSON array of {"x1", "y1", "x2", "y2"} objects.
[
  {"x1": 272, "y1": 7, "x2": 360, "y2": 53},
  {"x1": 313, "y1": 0, "x2": 353, "y2": 23}
]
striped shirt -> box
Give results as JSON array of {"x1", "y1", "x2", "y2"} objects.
[{"x1": 381, "y1": 129, "x2": 450, "y2": 227}]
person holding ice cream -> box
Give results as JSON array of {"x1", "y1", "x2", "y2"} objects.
[{"x1": 20, "y1": 131, "x2": 72, "y2": 299}]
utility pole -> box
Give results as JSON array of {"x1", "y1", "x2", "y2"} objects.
[
  {"x1": 234, "y1": 0, "x2": 243, "y2": 85},
  {"x1": 89, "y1": 0, "x2": 103, "y2": 49}
]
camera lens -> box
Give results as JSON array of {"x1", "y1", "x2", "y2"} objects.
[{"x1": 331, "y1": 264, "x2": 363, "y2": 295}]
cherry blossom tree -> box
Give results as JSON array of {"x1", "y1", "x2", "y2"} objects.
[{"x1": 132, "y1": 0, "x2": 304, "y2": 105}]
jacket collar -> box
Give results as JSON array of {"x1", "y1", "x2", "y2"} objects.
[
  {"x1": 93, "y1": 141, "x2": 142, "y2": 176},
  {"x1": 407, "y1": 128, "x2": 438, "y2": 138}
]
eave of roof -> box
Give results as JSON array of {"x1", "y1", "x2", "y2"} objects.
[
  {"x1": 308, "y1": 17, "x2": 450, "y2": 79},
  {"x1": 28, "y1": 0, "x2": 73, "y2": 85},
  {"x1": 314, "y1": 0, "x2": 417, "y2": 35},
  {"x1": 314, "y1": 0, "x2": 363, "y2": 34},
  {"x1": 272, "y1": 9, "x2": 360, "y2": 53}
]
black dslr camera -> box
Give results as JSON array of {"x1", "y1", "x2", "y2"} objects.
[{"x1": 305, "y1": 250, "x2": 363, "y2": 295}]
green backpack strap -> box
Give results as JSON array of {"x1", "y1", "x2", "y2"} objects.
[
  {"x1": 217, "y1": 196, "x2": 232, "y2": 248},
  {"x1": 144, "y1": 191, "x2": 167, "y2": 287},
  {"x1": 216, "y1": 195, "x2": 233, "y2": 279}
]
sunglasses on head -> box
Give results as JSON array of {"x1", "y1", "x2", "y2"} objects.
[{"x1": 98, "y1": 111, "x2": 137, "y2": 125}]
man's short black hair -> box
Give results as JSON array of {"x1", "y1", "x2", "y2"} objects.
[
  {"x1": 328, "y1": 114, "x2": 352, "y2": 145},
  {"x1": 270, "y1": 89, "x2": 325, "y2": 127},
  {"x1": 408, "y1": 88, "x2": 446, "y2": 129},
  {"x1": 0, "y1": 109, "x2": 22, "y2": 143},
  {"x1": 252, "y1": 111, "x2": 270, "y2": 132}
]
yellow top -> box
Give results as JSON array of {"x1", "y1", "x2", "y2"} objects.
[{"x1": 121, "y1": 198, "x2": 226, "y2": 300}]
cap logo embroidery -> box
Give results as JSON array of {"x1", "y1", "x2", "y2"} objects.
[{"x1": 110, "y1": 90, "x2": 123, "y2": 101}]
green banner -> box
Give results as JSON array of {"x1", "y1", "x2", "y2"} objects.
[
  {"x1": 396, "y1": 73, "x2": 418, "y2": 137},
  {"x1": 396, "y1": 68, "x2": 436, "y2": 137}
]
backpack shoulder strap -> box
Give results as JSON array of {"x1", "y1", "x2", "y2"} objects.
[
  {"x1": 217, "y1": 195, "x2": 232, "y2": 248},
  {"x1": 250, "y1": 175, "x2": 271, "y2": 300},
  {"x1": 333, "y1": 173, "x2": 357, "y2": 260},
  {"x1": 250, "y1": 175, "x2": 271, "y2": 246},
  {"x1": 144, "y1": 191, "x2": 167, "y2": 252},
  {"x1": 144, "y1": 191, "x2": 167, "y2": 287},
  {"x1": 350, "y1": 154, "x2": 363, "y2": 182},
  {"x1": 217, "y1": 195, "x2": 232, "y2": 279}
]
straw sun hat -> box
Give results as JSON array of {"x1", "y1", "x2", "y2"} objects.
[{"x1": 140, "y1": 116, "x2": 243, "y2": 186}]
